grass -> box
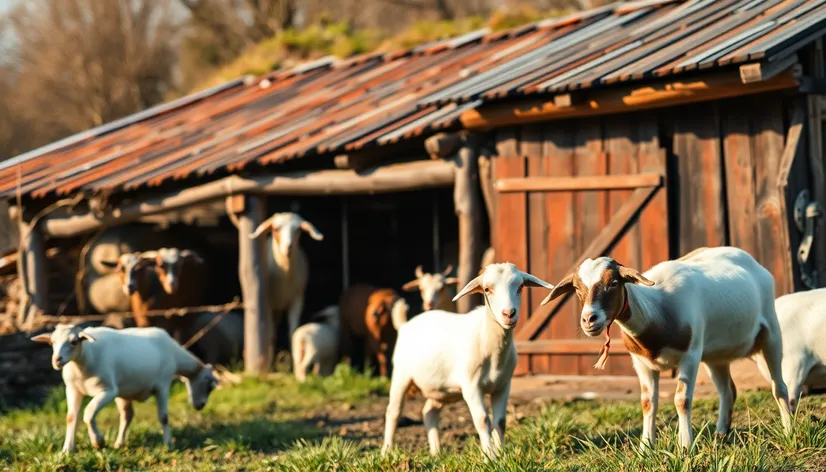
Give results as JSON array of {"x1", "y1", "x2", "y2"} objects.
[
  {"x1": 1, "y1": 364, "x2": 825, "y2": 471},
  {"x1": 186, "y1": 3, "x2": 569, "y2": 94}
]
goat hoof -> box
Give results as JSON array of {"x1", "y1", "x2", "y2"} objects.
[
  {"x1": 114, "y1": 441, "x2": 125, "y2": 448},
  {"x1": 91, "y1": 437, "x2": 105, "y2": 449}
]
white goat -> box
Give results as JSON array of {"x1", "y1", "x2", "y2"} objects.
[
  {"x1": 381, "y1": 263, "x2": 553, "y2": 459},
  {"x1": 755, "y1": 287, "x2": 826, "y2": 413},
  {"x1": 31, "y1": 324, "x2": 218, "y2": 452},
  {"x1": 401, "y1": 264, "x2": 459, "y2": 312},
  {"x1": 542, "y1": 246, "x2": 792, "y2": 450},
  {"x1": 250, "y1": 212, "x2": 324, "y2": 340},
  {"x1": 292, "y1": 305, "x2": 340, "y2": 382}
]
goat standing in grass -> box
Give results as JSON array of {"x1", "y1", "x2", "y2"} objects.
[
  {"x1": 381, "y1": 263, "x2": 554, "y2": 460},
  {"x1": 31, "y1": 324, "x2": 218, "y2": 452},
  {"x1": 543, "y1": 247, "x2": 792, "y2": 450}
]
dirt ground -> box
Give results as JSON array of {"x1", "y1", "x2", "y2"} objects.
[{"x1": 304, "y1": 360, "x2": 775, "y2": 450}]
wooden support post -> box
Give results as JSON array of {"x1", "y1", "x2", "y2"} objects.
[
  {"x1": 17, "y1": 217, "x2": 48, "y2": 328},
  {"x1": 478, "y1": 154, "x2": 497, "y2": 251},
  {"x1": 235, "y1": 195, "x2": 272, "y2": 375},
  {"x1": 453, "y1": 135, "x2": 483, "y2": 313}
]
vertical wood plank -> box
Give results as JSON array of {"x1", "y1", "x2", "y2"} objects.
[
  {"x1": 543, "y1": 123, "x2": 578, "y2": 375},
  {"x1": 637, "y1": 113, "x2": 669, "y2": 271},
  {"x1": 523, "y1": 124, "x2": 549, "y2": 375},
  {"x1": 673, "y1": 104, "x2": 726, "y2": 254},
  {"x1": 495, "y1": 128, "x2": 529, "y2": 375},
  {"x1": 722, "y1": 99, "x2": 759, "y2": 256},
  {"x1": 751, "y1": 97, "x2": 791, "y2": 295}
]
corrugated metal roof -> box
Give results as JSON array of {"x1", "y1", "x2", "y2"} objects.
[{"x1": 1, "y1": 0, "x2": 823, "y2": 200}]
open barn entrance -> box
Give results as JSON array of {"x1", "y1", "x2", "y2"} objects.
[{"x1": 261, "y1": 187, "x2": 467, "y2": 352}]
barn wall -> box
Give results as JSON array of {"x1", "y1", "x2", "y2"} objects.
[{"x1": 493, "y1": 91, "x2": 799, "y2": 376}]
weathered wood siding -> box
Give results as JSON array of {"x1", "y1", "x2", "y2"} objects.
[{"x1": 494, "y1": 93, "x2": 802, "y2": 376}]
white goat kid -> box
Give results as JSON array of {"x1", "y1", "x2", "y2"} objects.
[
  {"x1": 250, "y1": 212, "x2": 324, "y2": 339},
  {"x1": 401, "y1": 264, "x2": 459, "y2": 312},
  {"x1": 542, "y1": 247, "x2": 792, "y2": 450},
  {"x1": 292, "y1": 305, "x2": 340, "y2": 382},
  {"x1": 756, "y1": 287, "x2": 826, "y2": 413},
  {"x1": 31, "y1": 324, "x2": 218, "y2": 452},
  {"x1": 381, "y1": 263, "x2": 554, "y2": 460}
]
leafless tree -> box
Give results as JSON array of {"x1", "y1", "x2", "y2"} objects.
[{"x1": 5, "y1": 0, "x2": 178, "y2": 144}]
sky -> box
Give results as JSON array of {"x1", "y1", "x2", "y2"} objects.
[{"x1": 0, "y1": 0, "x2": 16, "y2": 14}]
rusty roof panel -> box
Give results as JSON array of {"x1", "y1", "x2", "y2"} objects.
[{"x1": 4, "y1": 0, "x2": 825, "y2": 200}]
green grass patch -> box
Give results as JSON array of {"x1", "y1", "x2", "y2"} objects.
[{"x1": 1, "y1": 367, "x2": 825, "y2": 471}]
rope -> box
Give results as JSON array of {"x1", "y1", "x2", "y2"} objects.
[
  {"x1": 182, "y1": 308, "x2": 233, "y2": 349},
  {"x1": 28, "y1": 298, "x2": 243, "y2": 326}
]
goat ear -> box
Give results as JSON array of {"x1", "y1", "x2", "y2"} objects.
[
  {"x1": 30, "y1": 333, "x2": 52, "y2": 344},
  {"x1": 181, "y1": 250, "x2": 204, "y2": 264},
  {"x1": 540, "y1": 273, "x2": 575, "y2": 306},
  {"x1": 619, "y1": 266, "x2": 655, "y2": 286},
  {"x1": 453, "y1": 274, "x2": 483, "y2": 302},
  {"x1": 444, "y1": 277, "x2": 460, "y2": 285},
  {"x1": 78, "y1": 332, "x2": 96, "y2": 343},
  {"x1": 401, "y1": 279, "x2": 420, "y2": 292},
  {"x1": 100, "y1": 260, "x2": 119, "y2": 269},
  {"x1": 441, "y1": 264, "x2": 454, "y2": 277},
  {"x1": 249, "y1": 218, "x2": 274, "y2": 239},
  {"x1": 299, "y1": 220, "x2": 324, "y2": 241},
  {"x1": 414, "y1": 265, "x2": 424, "y2": 279},
  {"x1": 519, "y1": 271, "x2": 555, "y2": 290}
]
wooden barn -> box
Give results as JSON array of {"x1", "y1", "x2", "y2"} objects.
[{"x1": 1, "y1": 0, "x2": 826, "y2": 387}]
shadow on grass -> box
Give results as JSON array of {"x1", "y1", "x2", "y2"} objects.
[{"x1": 170, "y1": 417, "x2": 325, "y2": 452}]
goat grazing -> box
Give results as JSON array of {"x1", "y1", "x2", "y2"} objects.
[
  {"x1": 381, "y1": 263, "x2": 553, "y2": 459},
  {"x1": 292, "y1": 305, "x2": 340, "y2": 382},
  {"x1": 339, "y1": 284, "x2": 409, "y2": 378},
  {"x1": 542, "y1": 247, "x2": 792, "y2": 450},
  {"x1": 31, "y1": 323, "x2": 218, "y2": 452},
  {"x1": 401, "y1": 265, "x2": 459, "y2": 312},
  {"x1": 250, "y1": 212, "x2": 324, "y2": 341},
  {"x1": 755, "y1": 287, "x2": 826, "y2": 413}
]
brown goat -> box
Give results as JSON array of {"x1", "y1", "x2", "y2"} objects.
[
  {"x1": 338, "y1": 284, "x2": 409, "y2": 378},
  {"x1": 100, "y1": 249, "x2": 205, "y2": 342}
]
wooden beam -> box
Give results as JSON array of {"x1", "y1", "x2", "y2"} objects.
[
  {"x1": 739, "y1": 54, "x2": 799, "y2": 84},
  {"x1": 553, "y1": 93, "x2": 574, "y2": 108},
  {"x1": 777, "y1": 100, "x2": 807, "y2": 293},
  {"x1": 461, "y1": 70, "x2": 800, "y2": 129},
  {"x1": 495, "y1": 172, "x2": 662, "y2": 193},
  {"x1": 425, "y1": 132, "x2": 464, "y2": 159},
  {"x1": 38, "y1": 159, "x2": 456, "y2": 238},
  {"x1": 454, "y1": 141, "x2": 484, "y2": 313},
  {"x1": 236, "y1": 195, "x2": 272, "y2": 375},
  {"x1": 515, "y1": 185, "x2": 661, "y2": 341},
  {"x1": 515, "y1": 339, "x2": 629, "y2": 355},
  {"x1": 478, "y1": 154, "x2": 497, "y2": 250}
]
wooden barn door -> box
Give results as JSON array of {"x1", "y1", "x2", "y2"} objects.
[{"x1": 493, "y1": 124, "x2": 670, "y2": 376}]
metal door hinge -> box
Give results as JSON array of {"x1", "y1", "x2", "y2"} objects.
[{"x1": 793, "y1": 189, "x2": 822, "y2": 289}]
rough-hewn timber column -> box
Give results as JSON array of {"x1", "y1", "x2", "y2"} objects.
[
  {"x1": 17, "y1": 216, "x2": 48, "y2": 328},
  {"x1": 427, "y1": 132, "x2": 483, "y2": 313},
  {"x1": 234, "y1": 195, "x2": 272, "y2": 375}
]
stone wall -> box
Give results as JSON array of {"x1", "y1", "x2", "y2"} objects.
[{"x1": 0, "y1": 332, "x2": 62, "y2": 411}]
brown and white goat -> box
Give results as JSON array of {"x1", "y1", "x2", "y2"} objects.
[
  {"x1": 339, "y1": 284, "x2": 409, "y2": 378},
  {"x1": 100, "y1": 249, "x2": 204, "y2": 338},
  {"x1": 249, "y1": 212, "x2": 324, "y2": 343},
  {"x1": 542, "y1": 247, "x2": 792, "y2": 450},
  {"x1": 401, "y1": 265, "x2": 459, "y2": 312}
]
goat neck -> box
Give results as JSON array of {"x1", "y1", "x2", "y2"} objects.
[
  {"x1": 173, "y1": 345, "x2": 205, "y2": 378},
  {"x1": 480, "y1": 299, "x2": 513, "y2": 358},
  {"x1": 613, "y1": 283, "x2": 660, "y2": 337}
]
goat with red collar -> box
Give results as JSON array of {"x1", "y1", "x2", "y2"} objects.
[{"x1": 543, "y1": 246, "x2": 792, "y2": 450}]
